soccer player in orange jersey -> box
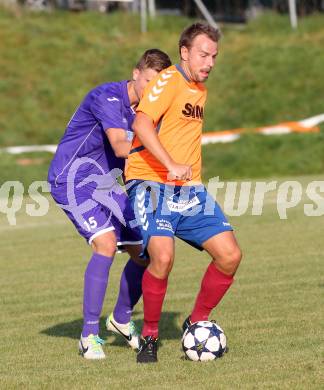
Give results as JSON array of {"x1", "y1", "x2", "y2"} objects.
[{"x1": 125, "y1": 23, "x2": 242, "y2": 363}]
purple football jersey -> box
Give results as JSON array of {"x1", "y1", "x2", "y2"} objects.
[{"x1": 48, "y1": 80, "x2": 135, "y2": 185}]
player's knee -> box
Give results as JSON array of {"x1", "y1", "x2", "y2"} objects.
[
  {"x1": 233, "y1": 246, "x2": 242, "y2": 266},
  {"x1": 93, "y1": 245, "x2": 116, "y2": 257},
  {"x1": 91, "y1": 237, "x2": 117, "y2": 257},
  {"x1": 226, "y1": 246, "x2": 242, "y2": 274},
  {"x1": 216, "y1": 246, "x2": 242, "y2": 275},
  {"x1": 157, "y1": 253, "x2": 173, "y2": 267},
  {"x1": 152, "y1": 253, "x2": 173, "y2": 275},
  {"x1": 91, "y1": 230, "x2": 117, "y2": 257}
]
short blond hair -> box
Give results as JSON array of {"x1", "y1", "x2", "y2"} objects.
[{"x1": 136, "y1": 49, "x2": 171, "y2": 72}]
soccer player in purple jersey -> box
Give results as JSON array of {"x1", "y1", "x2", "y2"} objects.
[{"x1": 48, "y1": 49, "x2": 171, "y2": 359}]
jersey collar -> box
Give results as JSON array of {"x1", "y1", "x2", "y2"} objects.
[{"x1": 175, "y1": 64, "x2": 191, "y2": 82}]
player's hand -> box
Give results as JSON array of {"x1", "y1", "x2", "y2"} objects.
[{"x1": 167, "y1": 162, "x2": 192, "y2": 181}]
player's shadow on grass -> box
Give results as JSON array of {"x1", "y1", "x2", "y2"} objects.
[{"x1": 40, "y1": 311, "x2": 182, "y2": 344}]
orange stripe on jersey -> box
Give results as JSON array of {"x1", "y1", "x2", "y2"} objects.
[{"x1": 126, "y1": 64, "x2": 207, "y2": 185}]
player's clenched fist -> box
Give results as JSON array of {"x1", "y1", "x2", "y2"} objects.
[{"x1": 167, "y1": 162, "x2": 192, "y2": 181}]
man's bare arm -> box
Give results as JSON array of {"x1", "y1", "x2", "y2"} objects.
[{"x1": 105, "y1": 128, "x2": 132, "y2": 158}]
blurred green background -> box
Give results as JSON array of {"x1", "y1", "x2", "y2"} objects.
[{"x1": 0, "y1": 5, "x2": 324, "y2": 185}]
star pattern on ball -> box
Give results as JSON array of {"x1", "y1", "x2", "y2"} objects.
[{"x1": 182, "y1": 321, "x2": 227, "y2": 361}]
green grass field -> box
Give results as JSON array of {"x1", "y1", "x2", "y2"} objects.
[
  {"x1": 1, "y1": 174, "x2": 323, "y2": 389},
  {"x1": 1, "y1": 6, "x2": 323, "y2": 388},
  {"x1": 1, "y1": 9, "x2": 324, "y2": 146}
]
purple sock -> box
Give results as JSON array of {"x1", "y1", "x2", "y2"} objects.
[
  {"x1": 113, "y1": 259, "x2": 146, "y2": 324},
  {"x1": 82, "y1": 253, "x2": 113, "y2": 337}
]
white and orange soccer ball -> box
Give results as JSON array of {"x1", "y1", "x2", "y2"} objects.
[{"x1": 182, "y1": 321, "x2": 227, "y2": 362}]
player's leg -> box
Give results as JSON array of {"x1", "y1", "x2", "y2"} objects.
[
  {"x1": 137, "y1": 236, "x2": 174, "y2": 363},
  {"x1": 79, "y1": 231, "x2": 117, "y2": 359},
  {"x1": 143, "y1": 236, "x2": 175, "y2": 335},
  {"x1": 176, "y1": 186, "x2": 242, "y2": 328},
  {"x1": 111, "y1": 245, "x2": 148, "y2": 325},
  {"x1": 126, "y1": 180, "x2": 177, "y2": 362},
  {"x1": 109, "y1": 191, "x2": 147, "y2": 327},
  {"x1": 82, "y1": 230, "x2": 116, "y2": 337},
  {"x1": 190, "y1": 231, "x2": 242, "y2": 323},
  {"x1": 107, "y1": 244, "x2": 148, "y2": 350},
  {"x1": 106, "y1": 190, "x2": 147, "y2": 349},
  {"x1": 50, "y1": 183, "x2": 117, "y2": 359}
]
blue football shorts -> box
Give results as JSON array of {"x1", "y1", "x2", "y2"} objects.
[{"x1": 127, "y1": 180, "x2": 233, "y2": 256}]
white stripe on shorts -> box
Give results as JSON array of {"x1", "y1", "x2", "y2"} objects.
[{"x1": 88, "y1": 227, "x2": 115, "y2": 245}]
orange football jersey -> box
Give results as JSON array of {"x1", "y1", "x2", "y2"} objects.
[{"x1": 126, "y1": 64, "x2": 207, "y2": 185}]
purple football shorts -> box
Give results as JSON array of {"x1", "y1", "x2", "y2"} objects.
[{"x1": 50, "y1": 181, "x2": 142, "y2": 247}]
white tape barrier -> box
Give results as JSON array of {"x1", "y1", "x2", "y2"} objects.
[
  {"x1": 1, "y1": 113, "x2": 323, "y2": 153},
  {"x1": 2, "y1": 145, "x2": 57, "y2": 154},
  {"x1": 201, "y1": 113, "x2": 324, "y2": 145}
]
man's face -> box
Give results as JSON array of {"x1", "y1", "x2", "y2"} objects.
[
  {"x1": 181, "y1": 34, "x2": 218, "y2": 83},
  {"x1": 133, "y1": 67, "x2": 158, "y2": 101}
]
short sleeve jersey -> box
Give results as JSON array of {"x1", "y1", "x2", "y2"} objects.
[
  {"x1": 125, "y1": 64, "x2": 207, "y2": 185},
  {"x1": 48, "y1": 80, "x2": 135, "y2": 185}
]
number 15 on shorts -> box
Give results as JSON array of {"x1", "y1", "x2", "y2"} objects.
[{"x1": 83, "y1": 216, "x2": 98, "y2": 231}]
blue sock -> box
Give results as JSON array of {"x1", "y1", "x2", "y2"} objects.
[
  {"x1": 82, "y1": 253, "x2": 113, "y2": 337},
  {"x1": 113, "y1": 259, "x2": 146, "y2": 324}
]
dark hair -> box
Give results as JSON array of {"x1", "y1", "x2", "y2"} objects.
[
  {"x1": 179, "y1": 22, "x2": 221, "y2": 53},
  {"x1": 135, "y1": 49, "x2": 171, "y2": 72}
]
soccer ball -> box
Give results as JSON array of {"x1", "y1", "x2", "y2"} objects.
[{"x1": 182, "y1": 321, "x2": 227, "y2": 361}]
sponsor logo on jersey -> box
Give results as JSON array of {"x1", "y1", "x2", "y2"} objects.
[{"x1": 182, "y1": 103, "x2": 204, "y2": 119}]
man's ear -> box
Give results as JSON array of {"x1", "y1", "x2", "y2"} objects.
[
  {"x1": 180, "y1": 46, "x2": 189, "y2": 61},
  {"x1": 132, "y1": 68, "x2": 140, "y2": 81}
]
